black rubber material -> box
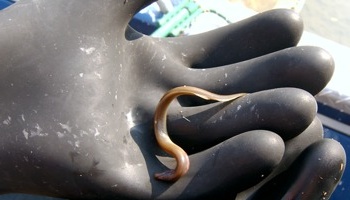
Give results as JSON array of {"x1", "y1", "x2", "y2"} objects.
[{"x1": 0, "y1": 0, "x2": 345, "y2": 199}]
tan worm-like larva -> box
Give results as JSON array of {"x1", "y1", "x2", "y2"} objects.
[{"x1": 154, "y1": 86, "x2": 247, "y2": 182}]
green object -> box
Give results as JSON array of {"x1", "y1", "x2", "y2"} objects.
[
  {"x1": 151, "y1": 0, "x2": 202, "y2": 37},
  {"x1": 157, "y1": 0, "x2": 190, "y2": 26},
  {"x1": 170, "y1": 8, "x2": 202, "y2": 36}
]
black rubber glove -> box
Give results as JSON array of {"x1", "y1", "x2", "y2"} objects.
[{"x1": 0, "y1": 0, "x2": 345, "y2": 199}]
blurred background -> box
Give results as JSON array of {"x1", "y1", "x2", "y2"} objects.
[{"x1": 301, "y1": 0, "x2": 350, "y2": 47}]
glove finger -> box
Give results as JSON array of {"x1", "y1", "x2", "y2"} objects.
[
  {"x1": 237, "y1": 116, "x2": 324, "y2": 199},
  {"x1": 170, "y1": 45, "x2": 333, "y2": 108},
  {"x1": 159, "y1": 9, "x2": 302, "y2": 68},
  {"x1": 245, "y1": 139, "x2": 346, "y2": 200},
  {"x1": 138, "y1": 36, "x2": 333, "y2": 117},
  {"x1": 167, "y1": 87, "x2": 316, "y2": 153},
  {"x1": 155, "y1": 130, "x2": 284, "y2": 199}
]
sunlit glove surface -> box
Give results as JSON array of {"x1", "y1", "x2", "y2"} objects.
[{"x1": 0, "y1": 0, "x2": 345, "y2": 199}]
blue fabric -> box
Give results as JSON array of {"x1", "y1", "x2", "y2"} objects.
[{"x1": 0, "y1": 0, "x2": 14, "y2": 10}]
